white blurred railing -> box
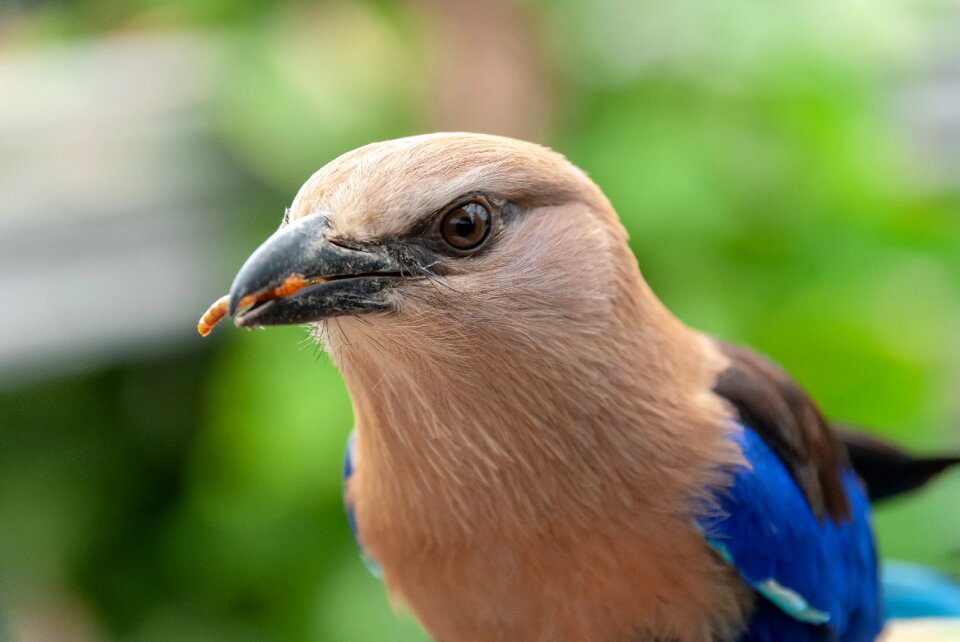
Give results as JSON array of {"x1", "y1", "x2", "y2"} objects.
[{"x1": 0, "y1": 33, "x2": 241, "y2": 388}]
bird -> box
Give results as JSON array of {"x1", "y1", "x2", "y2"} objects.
[{"x1": 202, "y1": 133, "x2": 960, "y2": 642}]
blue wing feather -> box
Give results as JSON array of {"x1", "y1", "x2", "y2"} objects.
[
  {"x1": 702, "y1": 424, "x2": 882, "y2": 642},
  {"x1": 343, "y1": 430, "x2": 381, "y2": 577},
  {"x1": 343, "y1": 430, "x2": 358, "y2": 539}
]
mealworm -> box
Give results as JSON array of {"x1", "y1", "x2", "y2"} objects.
[
  {"x1": 197, "y1": 295, "x2": 230, "y2": 337},
  {"x1": 197, "y1": 274, "x2": 307, "y2": 337}
]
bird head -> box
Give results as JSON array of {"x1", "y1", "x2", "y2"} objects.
[
  {"x1": 224, "y1": 132, "x2": 736, "y2": 530},
  {"x1": 228, "y1": 133, "x2": 651, "y2": 365}
]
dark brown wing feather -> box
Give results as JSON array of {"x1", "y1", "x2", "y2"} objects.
[
  {"x1": 712, "y1": 340, "x2": 852, "y2": 523},
  {"x1": 832, "y1": 425, "x2": 960, "y2": 502}
]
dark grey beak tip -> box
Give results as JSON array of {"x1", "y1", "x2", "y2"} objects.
[
  {"x1": 233, "y1": 297, "x2": 286, "y2": 328},
  {"x1": 224, "y1": 212, "x2": 403, "y2": 327},
  {"x1": 226, "y1": 214, "x2": 331, "y2": 316},
  {"x1": 227, "y1": 291, "x2": 242, "y2": 317}
]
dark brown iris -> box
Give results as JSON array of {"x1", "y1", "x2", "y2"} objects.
[{"x1": 440, "y1": 201, "x2": 491, "y2": 251}]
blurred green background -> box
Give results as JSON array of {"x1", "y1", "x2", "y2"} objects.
[{"x1": 1, "y1": 0, "x2": 958, "y2": 640}]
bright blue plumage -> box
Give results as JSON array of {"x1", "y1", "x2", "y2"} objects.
[
  {"x1": 702, "y1": 425, "x2": 882, "y2": 642},
  {"x1": 343, "y1": 431, "x2": 358, "y2": 540}
]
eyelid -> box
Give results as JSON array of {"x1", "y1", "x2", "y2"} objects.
[{"x1": 438, "y1": 193, "x2": 494, "y2": 216}]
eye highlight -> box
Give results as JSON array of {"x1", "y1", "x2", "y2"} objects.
[{"x1": 440, "y1": 200, "x2": 491, "y2": 251}]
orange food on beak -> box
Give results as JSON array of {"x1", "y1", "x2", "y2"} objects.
[{"x1": 197, "y1": 274, "x2": 306, "y2": 337}]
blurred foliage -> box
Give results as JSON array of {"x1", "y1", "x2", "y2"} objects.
[{"x1": 1, "y1": 0, "x2": 959, "y2": 640}]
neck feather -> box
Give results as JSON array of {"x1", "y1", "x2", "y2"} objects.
[{"x1": 327, "y1": 210, "x2": 742, "y2": 544}]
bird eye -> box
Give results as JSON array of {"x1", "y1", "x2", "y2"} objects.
[{"x1": 440, "y1": 201, "x2": 491, "y2": 251}]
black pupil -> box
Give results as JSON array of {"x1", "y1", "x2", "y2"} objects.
[{"x1": 454, "y1": 216, "x2": 476, "y2": 237}]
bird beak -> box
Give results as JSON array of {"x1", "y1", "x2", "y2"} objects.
[{"x1": 227, "y1": 213, "x2": 402, "y2": 327}]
